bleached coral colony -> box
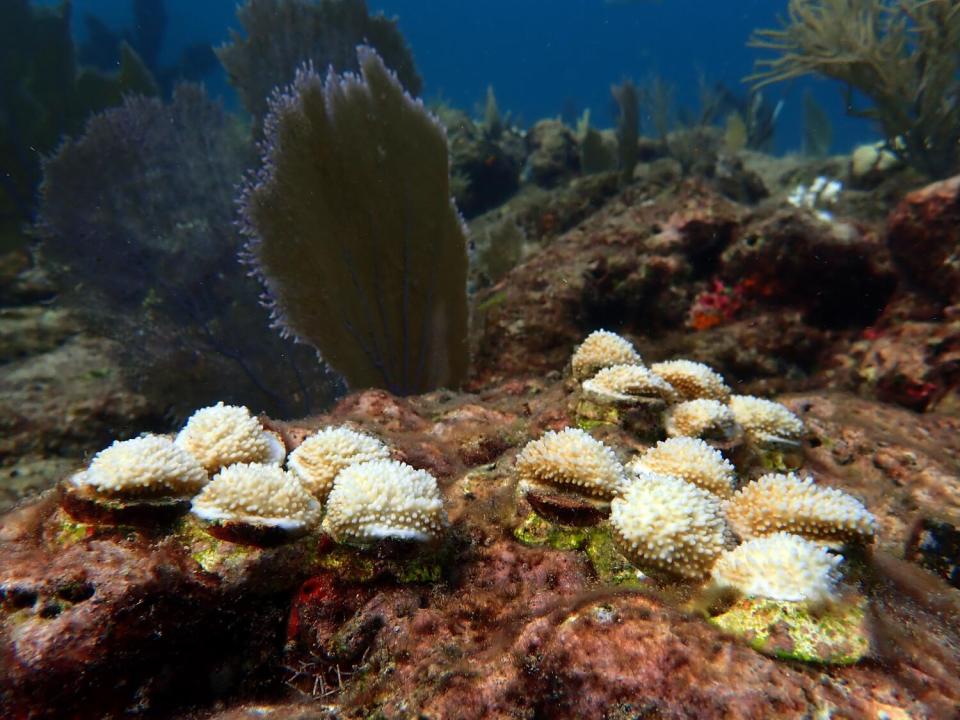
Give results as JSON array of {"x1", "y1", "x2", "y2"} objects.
[
  {"x1": 60, "y1": 403, "x2": 446, "y2": 549},
  {"x1": 515, "y1": 329, "x2": 877, "y2": 601}
]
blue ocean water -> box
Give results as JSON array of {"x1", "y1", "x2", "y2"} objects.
[{"x1": 57, "y1": 0, "x2": 877, "y2": 154}]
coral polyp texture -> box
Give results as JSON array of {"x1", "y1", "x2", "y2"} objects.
[
  {"x1": 321, "y1": 459, "x2": 448, "y2": 545},
  {"x1": 582, "y1": 363, "x2": 677, "y2": 406},
  {"x1": 610, "y1": 471, "x2": 728, "y2": 579},
  {"x1": 175, "y1": 402, "x2": 285, "y2": 474},
  {"x1": 239, "y1": 46, "x2": 468, "y2": 395},
  {"x1": 709, "y1": 532, "x2": 843, "y2": 604},
  {"x1": 629, "y1": 437, "x2": 737, "y2": 498},
  {"x1": 287, "y1": 427, "x2": 390, "y2": 502},
  {"x1": 650, "y1": 359, "x2": 732, "y2": 402},
  {"x1": 190, "y1": 462, "x2": 322, "y2": 533},
  {"x1": 515, "y1": 427, "x2": 627, "y2": 500},
  {"x1": 570, "y1": 330, "x2": 642, "y2": 381},
  {"x1": 70, "y1": 435, "x2": 207, "y2": 498},
  {"x1": 728, "y1": 394, "x2": 805, "y2": 445},
  {"x1": 724, "y1": 473, "x2": 877, "y2": 545},
  {"x1": 664, "y1": 398, "x2": 739, "y2": 440}
]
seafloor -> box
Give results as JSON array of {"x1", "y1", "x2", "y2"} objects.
[{"x1": 2, "y1": 130, "x2": 960, "y2": 719}]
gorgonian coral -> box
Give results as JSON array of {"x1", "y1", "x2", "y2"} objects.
[
  {"x1": 748, "y1": 0, "x2": 960, "y2": 178},
  {"x1": 217, "y1": 0, "x2": 421, "y2": 127},
  {"x1": 37, "y1": 84, "x2": 332, "y2": 418},
  {"x1": 240, "y1": 47, "x2": 469, "y2": 396}
]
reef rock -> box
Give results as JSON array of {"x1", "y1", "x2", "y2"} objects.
[{"x1": 887, "y1": 174, "x2": 960, "y2": 304}]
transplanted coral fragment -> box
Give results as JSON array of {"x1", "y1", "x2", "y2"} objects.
[
  {"x1": 322, "y1": 459, "x2": 448, "y2": 546},
  {"x1": 664, "y1": 398, "x2": 740, "y2": 441},
  {"x1": 610, "y1": 471, "x2": 729, "y2": 579},
  {"x1": 287, "y1": 426, "x2": 390, "y2": 503},
  {"x1": 190, "y1": 462, "x2": 322, "y2": 546},
  {"x1": 175, "y1": 402, "x2": 286, "y2": 474},
  {"x1": 629, "y1": 437, "x2": 737, "y2": 499},
  {"x1": 570, "y1": 330, "x2": 642, "y2": 381},
  {"x1": 650, "y1": 359, "x2": 732, "y2": 402},
  {"x1": 709, "y1": 532, "x2": 843, "y2": 604},
  {"x1": 516, "y1": 428, "x2": 628, "y2": 501},
  {"x1": 63, "y1": 434, "x2": 208, "y2": 525},
  {"x1": 729, "y1": 395, "x2": 804, "y2": 446},
  {"x1": 582, "y1": 363, "x2": 677, "y2": 406},
  {"x1": 724, "y1": 473, "x2": 876, "y2": 545}
]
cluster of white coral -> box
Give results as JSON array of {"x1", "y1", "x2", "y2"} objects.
[
  {"x1": 287, "y1": 427, "x2": 390, "y2": 503},
  {"x1": 571, "y1": 330, "x2": 643, "y2": 381},
  {"x1": 629, "y1": 437, "x2": 736, "y2": 498},
  {"x1": 322, "y1": 459, "x2": 448, "y2": 544},
  {"x1": 71, "y1": 434, "x2": 207, "y2": 498},
  {"x1": 610, "y1": 470, "x2": 728, "y2": 579},
  {"x1": 570, "y1": 331, "x2": 803, "y2": 446},
  {"x1": 66, "y1": 401, "x2": 449, "y2": 548},
  {"x1": 191, "y1": 462, "x2": 323, "y2": 531},
  {"x1": 515, "y1": 427, "x2": 628, "y2": 499},
  {"x1": 724, "y1": 472, "x2": 877, "y2": 545},
  {"x1": 709, "y1": 532, "x2": 842, "y2": 603},
  {"x1": 175, "y1": 402, "x2": 286, "y2": 473}
]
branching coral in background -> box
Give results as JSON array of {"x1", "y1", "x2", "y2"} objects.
[
  {"x1": 748, "y1": 0, "x2": 960, "y2": 178},
  {"x1": 36, "y1": 85, "x2": 335, "y2": 418},
  {"x1": 240, "y1": 48, "x2": 469, "y2": 395},
  {"x1": 217, "y1": 0, "x2": 422, "y2": 128}
]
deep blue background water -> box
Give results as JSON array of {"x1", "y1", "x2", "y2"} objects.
[{"x1": 53, "y1": 0, "x2": 878, "y2": 153}]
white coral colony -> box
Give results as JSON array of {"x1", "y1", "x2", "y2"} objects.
[
  {"x1": 571, "y1": 330, "x2": 643, "y2": 381},
  {"x1": 175, "y1": 402, "x2": 286, "y2": 474},
  {"x1": 322, "y1": 459, "x2": 448, "y2": 545},
  {"x1": 287, "y1": 426, "x2": 390, "y2": 502},
  {"x1": 190, "y1": 462, "x2": 322, "y2": 545}
]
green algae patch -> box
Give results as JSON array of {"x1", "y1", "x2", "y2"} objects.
[
  {"x1": 514, "y1": 513, "x2": 590, "y2": 551},
  {"x1": 575, "y1": 399, "x2": 621, "y2": 430},
  {"x1": 514, "y1": 515, "x2": 644, "y2": 587},
  {"x1": 710, "y1": 596, "x2": 870, "y2": 665},
  {"x1": 476, "y1": 291, "x2": 508, "y2": 313},
  {"x1": 174, "y1": 517, "x2": 257, "y2": 575},
  {"x1": 584, "y1": 526, "x2": 645, "y2": 587}
]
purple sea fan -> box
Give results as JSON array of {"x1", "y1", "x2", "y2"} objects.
[
  {"x1": 239, "y1": 46, "x2": 470, "y2": 396},
  {"x1": 36, "y1": 84, "x2": 336, "y2": 418}
]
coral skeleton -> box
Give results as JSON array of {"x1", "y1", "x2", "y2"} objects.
[
  {"x1": 570, "y1": 330, "x2": 642, "y2": 381},
  {"x1": 515, "y1": 427, "x2": 628, "y2": 500},
  {"x1": 71, "y1": 434, "x2": 207, "y2": 499},
  {"x1": 582, "y1": 363, "x2": 677, "y2": 406},
  {"x1": 175, "y1": 402, "x2": 286, "y2": 474},
  {"x1": 650, "y1": 359, "x2": 732, "y2": 402},
  {"x1": 610, "y1": 470, "x2": 728, "y2": 579},
  {"x1": 190, "y1": 462, "x2": 322, "y2": 531},
  {"x1": 709, "y1": 532, "x2": 843, "y2": 604},
  {"x1": 287, "y1": 427, "x2": 390, "y2": 503},
  {"x1": 664, "y1": 399, "x2": 739, "y2": 440},
  {"x1": 728, "y1": 395, "x2": 804, "y2": 445},
  {"x1": 629, "y1": 437, "x2": 737, "y2": 498},
  {"x1": 724, "y1": 472, "x2": 876, "y2": 544},
  {"x1": 322, "y1": 459, "x2": 448, "y2": 544}
]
